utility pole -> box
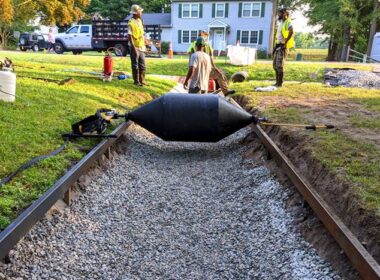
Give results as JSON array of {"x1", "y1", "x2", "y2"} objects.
[
  {"x1": 367, "y1": 0, "x2": 379, "y2": 56},
  {"x1": 269, "y1": 0, "x2": 278, "y2": 56}
]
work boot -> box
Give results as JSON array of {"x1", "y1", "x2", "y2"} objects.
[
  {"x1": 277, "y1": 72, "x2": 284, "y2": 87},
  {"x1": 273, "y1": 70, "x2": 279, "y2": 86},
  {"x1": 132, "y1": 69, "x2": 141, "y2": 86},
  {"x1": 139, "y1": 70, "x2": 149, "y2": 86}
]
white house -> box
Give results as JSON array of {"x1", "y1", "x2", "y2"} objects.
[{"x1": 138, "y1": 0, "x2": 275, "y2": 54}]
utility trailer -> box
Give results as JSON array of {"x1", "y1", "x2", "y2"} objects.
[{"x1": 92, "y1": 20, "x2": 162, "y2": 57}]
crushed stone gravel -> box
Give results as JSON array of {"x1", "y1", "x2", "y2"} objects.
[
  {"x1": 0, "y1": 124, "x2": 342, "y2": 279},
  {"x1": 325, "y1": 69, "x2": 380, "y2": 89}
]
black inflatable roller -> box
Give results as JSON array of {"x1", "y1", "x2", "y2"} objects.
[{"x1": 127, "y1": 93, "x2": 255, "y2": 142}]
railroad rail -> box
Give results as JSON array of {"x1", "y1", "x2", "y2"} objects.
[
  {"x1": 0, "y1": 118, "x2": 379, "y2": 279},
  {"x1": 252, "y1": 124, "x2": 380, "y2": 280},
  {"x1": 0, "y1": 121, "x2": 131, "y2": 261}
]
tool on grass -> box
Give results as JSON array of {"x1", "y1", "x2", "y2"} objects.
[
  {"x1": 18, "y1": 75, "x2": 75, "y2": 85},
  {"x1": 62, "y1": 109, "x2": 127, "y2": 140},
  {"x1": 0, "y1": 109, "x2": 124, "y2": 188},
  {"x1": 259, "y1": 121, "x2": 335, "y2": 130}
]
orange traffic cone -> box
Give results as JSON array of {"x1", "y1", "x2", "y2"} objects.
[
  {"x1": 168, "y1": 41, "x2": 174, "y2": 59},
  {"x1": 236, "y1": 40, "x2": 240, "y2": 46}
]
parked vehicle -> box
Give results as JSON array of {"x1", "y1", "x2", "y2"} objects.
[
  {"x1": 18, "y1": 33, "x2": 47, "y2": 52},
  {"x1": 54, "y1": 22, "x2": 162, "y2": 56},
  {"x1": 54, "y1": 25, "x2": 92, "y2": 55},
  {"x1": 92, "y1": 21, "x2": 130, "y2": 56}
]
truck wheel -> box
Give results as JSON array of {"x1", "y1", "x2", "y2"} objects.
[
  {"x1": 54, "y1": 42, "x2": 65, "y2": 54},
  {"x1": 114, "y1": 44, "x2": 127, "y2": 56},
  {"x1": 33, "y1": 44, "x2": 39, "y2": 52}
]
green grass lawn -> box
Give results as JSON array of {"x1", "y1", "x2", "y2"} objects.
[
  {"x1": 0, "y1": 51, "x2": 176, "y2": 229},
  {"x1": 0, "y1": 50, "x2": 379, "y2": 230}
]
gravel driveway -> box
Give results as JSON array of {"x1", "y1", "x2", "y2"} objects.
[{"x1": 0, "y1": 125, "x2": 341, "y2": 280}]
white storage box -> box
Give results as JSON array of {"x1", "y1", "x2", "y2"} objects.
[{"x1": 227, "y1": 45, "x2": 257, "y2": 66}]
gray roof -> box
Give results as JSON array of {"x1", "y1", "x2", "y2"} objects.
[{"x1": 125, "y1": 13, "x2": 171, "y2": 26}]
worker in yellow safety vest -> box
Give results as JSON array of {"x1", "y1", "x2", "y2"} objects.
[
  {"x1": 273, "y1": 8, "x2": 294, "y2": 87},
  {"x1": 187, "y1": 30, "x2": 235, "y2": 96},
  {"x1": 128, "y1": 4, "x2": 148, "y2": 86}
]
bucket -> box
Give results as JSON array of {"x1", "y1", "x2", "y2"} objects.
[{"x1": 0, "y1": 70, "x2": 16, "y2": 102}]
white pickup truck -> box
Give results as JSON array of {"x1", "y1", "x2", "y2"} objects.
[{"x1": 54, "y1": 25, "x2": 93, "y2": 55}]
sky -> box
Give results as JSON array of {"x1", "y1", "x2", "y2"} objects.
[{"x1": 292, "y1": 9, "x2": 320, "y2": 33}]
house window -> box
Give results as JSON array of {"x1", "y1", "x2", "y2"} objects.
[
  {"x1": 241, "y1": 30, "x2": 259, "y2": 44},
  {"x1": 241, "y1": 31, "x2": 249, "y2": 44},
  {"x1": 242, "y1": 2, "x2": 261, "y2": 18},
  {"x1": 183, "y1": 3, "x2": 200, "y2": 18},
  {"x1": 191, "y1": 30, "x2": 198, "y2": 42},
  {"x1": 182, "y1": 30, "x2": 199, "y2": 43},
  {"x1": 250, "y1": 31, "x2": 258, "y2": 44},
  {"x1": 182, "y1": 30, "x2": 190, "y2": 43},
  {"x1": 216, "y1": 3, "x2": 225, "y2": 18}
]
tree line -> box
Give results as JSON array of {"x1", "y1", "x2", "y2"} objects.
[
  {"x1": 0, "y1": 0, "x2": 379, "y2": 60},
  {"x1": 0, "y1": 0, "x2": 170, "y2": 49},
  {"x1": 279, "y1": 0, "x2": 380, "y2": 59}
]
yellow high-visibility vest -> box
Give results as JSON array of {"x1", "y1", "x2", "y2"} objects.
[
  {"x1": 187, "y1": 41, "x2": 214, "y2": 56},
  {"x1": 275, "y1": 18, "x2": 295, "y2": 49},
  {"x1": 128, "y1": 18, "x2": 145, "y2": 49}
]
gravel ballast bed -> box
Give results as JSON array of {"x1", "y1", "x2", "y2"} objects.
[{"x1": 1, "y1": 125, "x2": 340, "y2": 279}]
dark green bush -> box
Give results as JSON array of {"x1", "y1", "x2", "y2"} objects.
[
  {"x1": 161, "y1": 41, "x2": 170, "y2": 55},
  {"x1": 257, "y1": 48, "x2": 268, "y2": 59}
]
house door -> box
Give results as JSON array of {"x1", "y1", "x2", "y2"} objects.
[{"x1": 213, "y1": 30, "x2": 225, "y2": 51}]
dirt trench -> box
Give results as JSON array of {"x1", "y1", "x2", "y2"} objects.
[{"x1": 235, "y1": 95, "x2": 380, "y2": 279}]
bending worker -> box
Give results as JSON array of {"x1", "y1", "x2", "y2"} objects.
[
  {"x1": 184, "y1": 37, "x2": 212, "y2": 94},
  {"x1": 128, "y1": 4, "x2": 148, "y2": 86},
  {"x1": 273, "y1": 8, "x2": 294, "y2": 87},
  {"x1": 187, "y1": 31, "x2": 235, "y2": 95}
]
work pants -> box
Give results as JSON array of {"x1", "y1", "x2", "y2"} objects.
[
  {"x1": 273, "y1": 45, "x2": 289, "y2": 73},
  {"x1": 130, "y1": 48, "x2": 146, "y2": 71}
]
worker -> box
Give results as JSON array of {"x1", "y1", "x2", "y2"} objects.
[
  {"x1": 187, "y1": 31, "x2": 235, "y2": 96},
  {"x1": 128, "y1": 4, "x2": 148, "y2": 86},
  {"x1": 273, "y1": 8, "x2": 294, "y2": 87},
  {"x1": 47, "y1": 28, "x2": 55, "y2": 53},
  {"x1": 184, "y1": 37, "x2": 212, "y2": 94}
]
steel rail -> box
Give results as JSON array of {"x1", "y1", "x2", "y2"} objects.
[
  {"x1": 0, "y1": 121, "x2": 131, "y2": 261},
  {"x1": 252, "y1": 124, "x2": 380, "y2": 280}
]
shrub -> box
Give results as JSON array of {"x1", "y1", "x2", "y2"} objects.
[
  {"x1": 161, "y1": 41, "x2": 170, "y2": 55},
  {"x1": 257, "y1": 48, "x2": 268, "y2": 59},
  {"x1": 7, "y1": 36, "x2": 18, "y2": 50}
]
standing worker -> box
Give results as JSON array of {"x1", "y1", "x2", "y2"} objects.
[
  {"x1": 47, "y1": 28, "x2": 55, "y2": 53},
  {"x1": 187, "y1": 31, "x2": 235, "y2": 96},
  {"x1": 273, "y1": 8, "x2": 294, "y2": 87},
  {"x1": 184, "y1": 37, "x2": 212, "y2": 94},
  {"x1": 128, "y1": 4, "x2": 148, "y2": 86}
]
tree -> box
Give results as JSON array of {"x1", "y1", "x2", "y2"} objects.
[
  {"x1": 281, "y1": 0, "x2": 378, "y2": 61},
  {"x1": 367, "y1": 0, "x2": 380, "y2": 55},
  {"x1": 85, "y1": 0, "x2": 171, "y2": 20},
  {"x1": 0, "y1": 0, "x2": 89, "y2": 49}
]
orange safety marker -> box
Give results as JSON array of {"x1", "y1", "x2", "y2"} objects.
[{"x1": 168, "y1": 41, "x2": 174, "y2": 59}]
